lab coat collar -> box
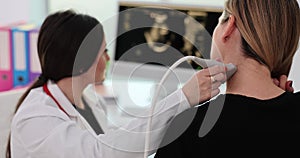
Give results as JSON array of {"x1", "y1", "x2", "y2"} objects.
[
  {"x1": 46, "y1": 81, "x2": 98, "y2": 135},
  {"x1": 46, "y1": 81, "x2": 78, "y2": 117}
]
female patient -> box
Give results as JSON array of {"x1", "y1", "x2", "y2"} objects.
[{"x1": 155, "y1": 0, "x2": 300, "y2": 157}]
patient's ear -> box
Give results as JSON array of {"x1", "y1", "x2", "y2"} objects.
[{"x1": 222, "y1": 15, "x2": 236, "y2": 42}]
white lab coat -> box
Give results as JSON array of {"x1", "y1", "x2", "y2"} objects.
[{"x1": 10, "y1": 81, "x2": 190, "y2": 158}]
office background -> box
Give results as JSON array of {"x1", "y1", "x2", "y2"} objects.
[
  {"x1": 1, "y1": 0, "x2": 299, "y2": 90},
  {"x1": 1, "y1": 0, "x2": 300, "y2": 157}
]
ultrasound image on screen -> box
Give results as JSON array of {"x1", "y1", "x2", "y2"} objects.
[{"x1": 115, "y1": 5, "x2": 222, "y2": 69}]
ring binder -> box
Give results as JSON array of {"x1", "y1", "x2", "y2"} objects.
[
  {"x1": 0, "y1": 25, "x2": 14, "y2": 91},
  {"x1": 11, "y1": 24, "x2": 37, "y2": 87}
]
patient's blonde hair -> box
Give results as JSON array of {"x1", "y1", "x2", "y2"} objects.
[{"x1": 224, "y1": 0, "x2": 300, "y2": 78}]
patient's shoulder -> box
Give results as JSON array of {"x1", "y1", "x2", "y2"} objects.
[
  {"x1": 284, "y1": 91, "x2": 300, "y2": 104},
  {"x1": 292, "y1": 91, "x2": 300, "y2": 97}
]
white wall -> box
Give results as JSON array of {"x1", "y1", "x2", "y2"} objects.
[
  {"x1": 48, "y1": 0, "x2": 119, "y2": 54},
  {"x1": 0, "y1": 0, "x2": 47, "y2": 25},
  {"x1": 289, "y1": 45, "x2": 300, "y2": 92},
  {"x1": 291, "y1": 0, "x2": 300, "y2": 92}
]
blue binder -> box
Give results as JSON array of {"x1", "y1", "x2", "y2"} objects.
[{"x1": 11, "y1": 24, "x2": 36, "y2": 87}]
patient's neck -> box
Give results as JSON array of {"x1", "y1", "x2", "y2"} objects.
[{"x1": 226, "y1": 58, "x2": 285, "y2": 100}]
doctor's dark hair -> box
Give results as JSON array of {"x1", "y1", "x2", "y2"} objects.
[
  {"x1": 6, "y1": 10, "x2": 104, "y2": 158},
  {"x1": 222, "y1": 0, "x2": 300, "y2": 78}
]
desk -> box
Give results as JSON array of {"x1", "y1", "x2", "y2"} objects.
[
  {"x1": 83, "y1": 79, "x2": 166, "y2": 131},
  {"x1": 0, "y1": 88, "x2": 26, "y2": 158}
]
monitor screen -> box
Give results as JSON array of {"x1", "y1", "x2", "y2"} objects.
[
  {"x1": 114, "y1": 3, "x2": 222, "y2": 69},
  {"x1": 110, "y1": 2, "x2": 223, "y2": 85}
]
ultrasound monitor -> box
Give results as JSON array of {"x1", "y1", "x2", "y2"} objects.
[{"x1": 110, "y1": 1, "x2": 223, "y2": 84}]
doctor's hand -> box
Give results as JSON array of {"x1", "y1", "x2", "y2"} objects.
[{"x1": 182, "y1": 65, "x2": 227, "y2": 106}]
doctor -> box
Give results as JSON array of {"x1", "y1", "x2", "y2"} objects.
[{"x1": 6, "y1": 10, "x2": 291, "y2": 158}]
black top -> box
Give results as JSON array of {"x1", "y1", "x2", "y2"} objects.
[
  {"x1": 155, "y1": 92, "x2": 300, "y2": 158},
  {"x1": 75, "y1": 98, "x2": 104, "y2": 135}
]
